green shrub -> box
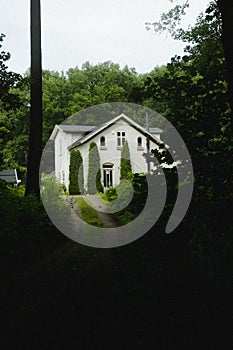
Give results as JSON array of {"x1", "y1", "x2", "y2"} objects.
[
  {"x1": 87, "y1": 142, "x2": 103, "y2": 194},
  {"x1": 0, "y1": 179, "x2": 57, "y2": 238},
  {"x1": 120, "y1": 140, "x2": 132, "y2": 181},
  {"x1": 41, "y1": 175, "x2": 70, "y2": 219},
  {"x1": 0, "y1": 180, "x2": 19, "y2": 235},
  {"x1": 69, "y1": 149, "x2": 84, "y2": 195},
  {"x1": 104, "y1": 187, "x2": 118, "y2": 201},
  {"x1": 103, "y1": 174, "x2": 148, "y2": 225}
]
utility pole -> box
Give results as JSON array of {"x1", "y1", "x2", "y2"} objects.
[{"x1": 25, "y1": 0, "x2": 42, "y2": 196}]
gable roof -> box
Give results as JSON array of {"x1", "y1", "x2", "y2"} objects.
[
  {"x1": 50, "y1": 124, "x2": 97, "y2": 140},
  {"x1": 69, "y1": 113, "x2": 163, "y2": 150}
]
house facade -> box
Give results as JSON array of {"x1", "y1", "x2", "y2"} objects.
[{"x1": 50, "y1": 114, "x2": 163, "y2": 191}]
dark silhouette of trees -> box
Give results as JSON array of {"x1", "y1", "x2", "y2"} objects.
[
  {"x1": 217, "y1": 0, "x2": 233, "y2": 121},
  {"x1": 146, "y1": 0, "x2": 233, "y2": 122}
]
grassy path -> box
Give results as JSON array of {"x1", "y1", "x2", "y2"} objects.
[
  {"x1": 80, "y1": 194, "x2": 119, "y2": 228},
  {"x1": 66, "y1": 194, "x2": 119, "y2": 228}
]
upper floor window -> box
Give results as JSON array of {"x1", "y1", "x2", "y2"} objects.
[
  {"x1": 137, "y1": 137, "x2": 142, "y2": 147},
  {"x1": 137, "y1": 136, "x2": 144, "y2": 150},
  {"x1": 100, "y1": 136, "x2": 105, "y2": 147},
  {"x1": 100, "y1": 136, "x2": 107, "y2": 150},
  {"x1": 117, "y1": 131, "x2": 125, "y2": 147}
]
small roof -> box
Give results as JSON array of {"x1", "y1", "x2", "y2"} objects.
[
  {"x1": 149, "y1": 127, "x2": 163, "y2": 134},
  {"x1": 69, "y1": 113, "x2": 163, "y2": 150},
  {"x1": 50, "y1": 124, "x2": 97, "y2": 140},
  {"x1": 0, "y1": 169, "x2": 21, "y2": 185}
]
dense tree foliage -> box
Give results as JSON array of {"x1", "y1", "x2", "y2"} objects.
[
  {"x1": 69, "y1": 149, "x2": 84, "y2": 195},
  {"x1": 146, "y1": 0, "x2": 233, "y2": 121},
  {"x1": 0, "y1": 33, "x2": 22, "y2": 109},
  {"x1": 144, "y1": 1, "x2": 232, "y2": 279}
]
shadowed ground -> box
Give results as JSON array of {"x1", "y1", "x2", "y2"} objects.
[{"x1": 0, "y1": 228, "x2": 232, "y2": 349}]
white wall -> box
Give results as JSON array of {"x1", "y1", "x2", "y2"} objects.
[
  {"x1": 54, "y1": 120, "x2": 160, "y2": 192},
  {"x1": 76, "y1": 119, "x2": 159, "y2": 190},
  {"x1": 54, "y1": 130, "x2": 83, "y2": 190}
]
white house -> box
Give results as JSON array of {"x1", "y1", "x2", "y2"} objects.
[{"x1": 50, "y1": 113, "x2": 163, "y2": 191}]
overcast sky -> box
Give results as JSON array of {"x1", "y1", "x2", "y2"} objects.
[{"x1": 1, "y1": 0, "x2": 210, "y2": 75}]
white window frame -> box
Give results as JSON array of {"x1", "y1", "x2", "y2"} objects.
[{"x1": 117, "y1": 131, "x2": 126, "y2": 147}]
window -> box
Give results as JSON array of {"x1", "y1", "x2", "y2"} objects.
[
  {"x1": 100, "y1": 136, "x2": 105, "y2": 146},
  {"x1": 137, "y1": 137, "x2": 142, "y2": 147},
  {"x1": 100, "y1": 136, "x2": 107, "y2": 150},
  {"x1": 137, "y1": 136, "x2": 144, "y2": 150},
  {"x1": 117, "y1": 131, "x2": 125, "y2": 147}
]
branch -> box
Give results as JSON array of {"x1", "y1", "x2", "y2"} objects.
[{"x1": 145, "y1": 0, "x2": 190, "y2": 38}]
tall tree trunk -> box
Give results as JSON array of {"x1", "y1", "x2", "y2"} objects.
[
  {"x1": 217, "y1": 0, "x2": 233, "y2": 122},
  {"x1": 25, "y1": 0, "x2": 42, "y2": 196}
]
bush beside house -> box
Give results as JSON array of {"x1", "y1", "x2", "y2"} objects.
[
  {"x1": 87, "y1": 142, "x2": 103, "y2": 194},
  {"x1": 69, "y1": 149, "x2": 84, "y2": 195}
]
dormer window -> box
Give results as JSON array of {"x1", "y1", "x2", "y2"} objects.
[
  {"x1": 137, "y1": 136, "x2": 144, "y2": 151},
  {"x1": 100, "y1": 136, "x2": 107, "y2": 150},
  {"x1": 117, "y1": 131, "x2": 125, "y2": 148}
]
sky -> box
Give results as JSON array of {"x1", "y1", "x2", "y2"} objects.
[{"x1": 1, "y1": 0, "x2": 211, "y2": 75}]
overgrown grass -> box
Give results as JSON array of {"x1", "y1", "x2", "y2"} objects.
[{"x1": 76, "y1": 197, "x2": 104, "y2": 227}]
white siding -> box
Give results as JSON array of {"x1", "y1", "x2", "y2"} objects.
[
  {"x1": 54, "y1": 130, "x2": 71, "y2": 190},
  {"x1": 54, "y1": 119, "x2": 160, "y2": 192},
  {"x1": 75, "y1": 119, "x2": 159, "y2": 190}
]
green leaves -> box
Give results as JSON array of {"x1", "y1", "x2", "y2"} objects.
[
  {"x1": 145, "y1": 0, "x2": 190, "y2": 37},
  {"x1": 87, "y1": 142, "x2": 103, "y2": 194},
  {"x1": 69, "y1": 149, "x2": 84, "y2": 195},
  {"x1": 120, "y1": 140, "x2": 132, "y2": 181}
]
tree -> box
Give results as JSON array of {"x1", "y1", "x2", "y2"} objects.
[
  {"x1": 145, "y1": 1, "x2": 233, "y2": 279},
  {"x1": 217, "y1": 0, "x2": 233, "y2": 121},
  {"x1": 65, "y1": 61, "x2": 139, "y2": 115},
  {"x1": 87, "y1": 142, "x2": 103, "y2": 194},
  {"x1": 146, "y1": 0, "x2": 233, "y2": 121},
  {"x1": 69, "y1": 149, "x2": 84, "y2": 195},
  {"x1": 120, "y1": 140, "x2": 132, "y2": 180},
  {"x1": 0, "y1": 34, "x2": 28, "y2": 177},
  {"x1": 0, "y1": 33, "x2": 22, "y2": 109},
  {"x1": 42, "y1": 70, "x2": 69, "y2": 143},
  {"x1": 25, "y1": 0, "x2": 42, "y2": 196}
]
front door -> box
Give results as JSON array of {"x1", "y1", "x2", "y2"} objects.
[{"x1": 103, "y1": 169, "x2": 113, "y2": 188}]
